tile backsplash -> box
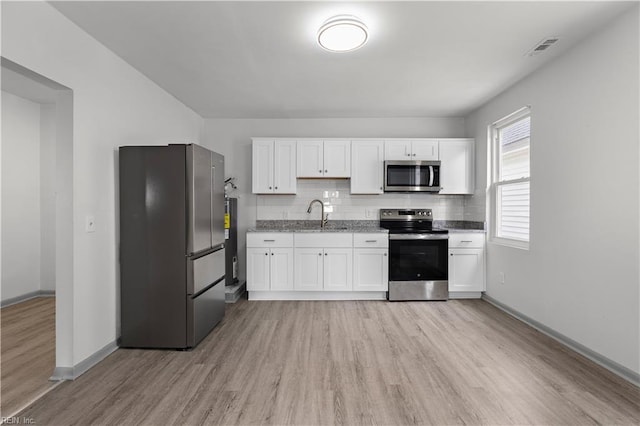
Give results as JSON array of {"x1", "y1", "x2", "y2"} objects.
[{"x1": 257, "y1": 180, "x2": 466, "y2": 221}]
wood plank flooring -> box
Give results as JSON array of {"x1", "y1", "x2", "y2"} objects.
[
  {"x1": 14, "y1": 299, "x2": 640, "y2": 425},
  {"x1": 1, "y1": 297, "x2": 57, "y2": 417}
]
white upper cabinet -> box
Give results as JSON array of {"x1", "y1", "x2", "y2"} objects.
[
  {"x1": 296, "y1": 139, "x2": 324, "y2": 178},
  {"x1": 439, "y1": 138, "x2": 475, "y2": 195},
  {"x1": 384, "y1": 139, "x2": 438, "y2": 161},
  {"x1": 297, "y1": 139, "x2": 351, "y2": 178},
  {"x1": 411, "y1": 139, "x2": 439, "y2": 160},
  {"x1": 273, "y1": 141, "x2": 297, "y2": 193},
  {"x1": 252, "y1": 139, "x2": 296, "y2": 194},
  {"x1": 351, "y1": 140, "x2": 384, "y2": 194}
]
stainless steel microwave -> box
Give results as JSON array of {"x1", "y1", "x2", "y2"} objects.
[{"x1": 384, "y1": 160, "x2": 442, "y2": 192}]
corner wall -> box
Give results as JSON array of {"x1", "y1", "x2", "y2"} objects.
[
  {"x1": 465, "y1": 6, "x2": 639, "y2": 375},
  {"x1": 1, "y1": 92, "x2": 42, "y2": 302},
  {"x1": 1, "y1": 2, "x2": 203, "y2": 366}
]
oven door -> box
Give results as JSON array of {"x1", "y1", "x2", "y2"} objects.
[
  {"x1": 388, "y1": 234, "x2": 448, "y2": 281},
  {"x1": 388, "y1": 234, "x2": 449, "y2": 301}
]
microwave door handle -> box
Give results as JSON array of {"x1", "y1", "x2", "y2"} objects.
[{"x1": 428, "y1": 165, "x2": 434, "y2": 187}]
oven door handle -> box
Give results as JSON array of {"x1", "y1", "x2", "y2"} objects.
[{"x1": 389, "y1": 234, "x2": 449, "y2": 240}]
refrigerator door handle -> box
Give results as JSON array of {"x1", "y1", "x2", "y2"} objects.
[
  {"x1": 191, "y1": 275, "x2": 225, "y2": 299},
  {"x1": 188, "y1": 242, "x2": 225, "y2": 260},
  {"x1": 211, "y1": 164, "x2": 215, "y2": 248}
]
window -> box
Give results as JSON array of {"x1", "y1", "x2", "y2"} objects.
[{"x1": 491, "y1": 108, "x2": 530, "y2": 247}]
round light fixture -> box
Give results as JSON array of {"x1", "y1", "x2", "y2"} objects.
[{"x1": 317, "y1": 15, "x2": 368, "y2": 52}]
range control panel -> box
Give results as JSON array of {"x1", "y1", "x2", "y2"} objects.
[{"x1": 380, "y1": 209, "x2": 433, "y2": 221}]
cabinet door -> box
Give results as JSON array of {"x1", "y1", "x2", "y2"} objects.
[
  {"x1": 411, "y1": 139, "x2": 439, "y2": 160},
  {"x1": 323, "y1": 140, "x2": 351, "y2": 177},
  {"x1": 297, "y1": 140, "x2": 324, "y2": 178},
  {"x1": 439, "y1": 139, "x2": 474, "y2": 195},
  {"x1": 353, "y1": 249, "x2": 388, "y2": 291},
  {"x1": 448, "y1": 248, "x2": 485, "y2": 292},
  {"x1": 323, "y1": 248, "x2": 353, "y2": 291},
  {"x1": 247, "y1": 248, "x2": 270, "y2": 291},
  {"x1": 351, "y1": 140, "x2": 384, "y2": 194},
  {"x1": 294, "y1": 248, "x2": 323, "y2": 291},
  {"x1": 252, "y1": 140, "x2": 274, "y2": 194},
  {"x1": 270, "y1": 248, "x2": 294, "y2": 291},
  {"x1": 273, "y1": 140, "x2": 297, "y2": 194},
  {"x1": 384, "y1": 139, "x2": 412, "y2": 160}
]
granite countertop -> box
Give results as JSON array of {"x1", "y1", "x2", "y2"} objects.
[
  {"x1": 433, "y1": 220, "x2": 486, "y2": 233},
  {"x1": 248, "y1": 220, "x2": 388, "y2": 233},
  {"x1": 248, "y1": 219, "x2": 486, "y2": 233}
]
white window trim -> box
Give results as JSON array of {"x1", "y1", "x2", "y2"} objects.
[{"x1": 489, "y1": 107, "x2": 531, "y2": 250}]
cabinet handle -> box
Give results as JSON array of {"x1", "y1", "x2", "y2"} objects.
[
  {"x1": 265, "y1": 253, "x2": 268, "y2": 256},
  {"x1": 325, "y1": 169, "x2": 328, "y2": 173},
  {"x1": 269, "y1": 186, "x2": 272, "y2": 190},
  {"x1": 271, "y1": 253, "x2": 274, "y2": 256},
  {"x1": 319, "y1": 169, "x2": 322, "y2": 173},
  {"x1": 460, "y1": 240, "x2": 473, "y2": 243},
  {"x1": 450, "y1": 254, "x2": 453, "y2": 256},
  {"x1": 318, "y1": 253, "x2": 322, "y2": 256},
  {"x1": 412, "y1": 153, "x2": 416, "y2": 156},
  {"x1": 406, "y1": 153, "x2": 411, "y2": 157},
  {"x1": 365, "y1": 240, "x2": 377, "y2": 243},
  {"x1": 275, "y1": 186, "x2": 278, "y2": 190},
  {"x1": 263, "y1": 239, "x2": 275, "y2": 242},
  {"x1": 384, "y1": 253, "x2": 387, "y2": 256}
]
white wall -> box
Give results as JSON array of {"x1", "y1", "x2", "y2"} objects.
[
  {"x1": 465, "y1": 7, "x2": 639, "y2": 374},
  {"x1": 2, "y1": 2, "x2": 204, "y2": 366},
  {"x1": 40, "y1": 104, "x2": 57, "y2": 292},
  {"x1": 1, "y1": 91, "x2": 42, "y2": 302},
  {"x1": 203, "y1": 117, "x2": 466, "y2": 282}
]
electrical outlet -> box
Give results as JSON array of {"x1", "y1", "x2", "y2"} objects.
[
  {"x1": 85, "y1": 215, "x2": 96, "y2": 233},
  {"x1": 365, "y1": 209, "x2": 373, "y2": 218},
  {"x1": 499, "y1": 272, "x2": 505, "y2": 284}
]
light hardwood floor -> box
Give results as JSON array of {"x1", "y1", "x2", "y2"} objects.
[
  {"x1": 1, "y1": 297, "x2": 57, "y2": 417},
  {"x1": 14, "y1": 298, "x2": 640, "y2": 425}
]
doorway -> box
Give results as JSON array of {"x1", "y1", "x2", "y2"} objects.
[{"x1": 0, "y1": 58, "x2": 73, "y2": 417}]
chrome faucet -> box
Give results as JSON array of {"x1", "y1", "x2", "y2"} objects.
[{"x1": 306, "y1": 199, "x2": 328, "y2": 228}]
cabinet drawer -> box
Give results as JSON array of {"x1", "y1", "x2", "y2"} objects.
[
  {"x1": 247, "y1": 233, "x2": 294, "y2": 247},
  {"x1": 448, "y1": 233, "x2": 485, "y2": 248},
  {"x1": 294, "y1": 233, "x2": 352, "y2": 248},
  {"x1": 353, "y1": 233, "x2": 389, "y2": 248}
]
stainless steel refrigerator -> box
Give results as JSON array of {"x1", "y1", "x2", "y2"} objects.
[{"x1": 119, "y1": 143, "x2": 226, "y2": 349}]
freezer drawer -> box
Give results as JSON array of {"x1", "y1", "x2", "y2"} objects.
[
  {"x1": 187, "y1": 279, "x2": 225, "y2": 347},
  {"x1": 188, "y1": 246, "x2": 225, "y2": 295}
]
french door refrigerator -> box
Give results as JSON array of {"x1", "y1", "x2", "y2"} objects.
[{"x1": 119, "y1": 144, "x2": 226, "y2": 349}]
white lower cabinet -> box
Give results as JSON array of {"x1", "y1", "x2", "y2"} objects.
[
  {"x1": 293, "y1": 248, "x2": 324, "y2": 291},
  {"x1": 323, "y1": 248, "x2": 353, "y2": 291},
  {"x1": 293, "y1": 234, "x2": 353, "y2": 291},
  {"x1": 247, "y1": 233, "x2": 294, "y2": 291},
  {"x1": 448, "y1": 233, "x2": 485, "y2": 294},
  {"x1": 353, "y1": 233, "x2": 388, "y2": 291},
  {"x1": 248, "y1": 231, "x2": 388, "y2": 299},
  {"x1": 353, "y1": 249, "x2": 388, "y2": 291}
]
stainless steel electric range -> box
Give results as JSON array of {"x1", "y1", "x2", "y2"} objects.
[{"x1": 380, "y1": 209, "x2": 449, "y2": 301}]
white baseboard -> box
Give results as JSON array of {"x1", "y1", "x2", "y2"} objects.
[
  {"x1": 449, "y1": 291, "x2": 482, "y2": 299},
  {"x1": 482, "y1": 294, "x2": 640, "y2": 387},
  {"x1": 1, "y1": 290, "x2": 56, "y2": 308},
  {"x1": 50, "y1": 340, "x2": 118, "y2": 381},
  {"x1": 249, "y1": 291, "x2": 387, "y2": 301}
]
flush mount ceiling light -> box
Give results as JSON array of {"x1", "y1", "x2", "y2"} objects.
[{"x1": 317, "y1": 15, "x2": 368, "y2": 52}]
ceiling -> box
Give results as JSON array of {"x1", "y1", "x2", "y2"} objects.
[{"x1": 50, "y1": 1, "x2": 633, "y2": 119}]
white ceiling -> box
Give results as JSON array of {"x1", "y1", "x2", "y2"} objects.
[{"x1": 50, "y1": 1, "x2": 633, "y2": 119}]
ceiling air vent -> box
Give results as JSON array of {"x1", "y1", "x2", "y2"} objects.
[{"x1": 527, "y1": 37, "x2": 559, "y2": 56}]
